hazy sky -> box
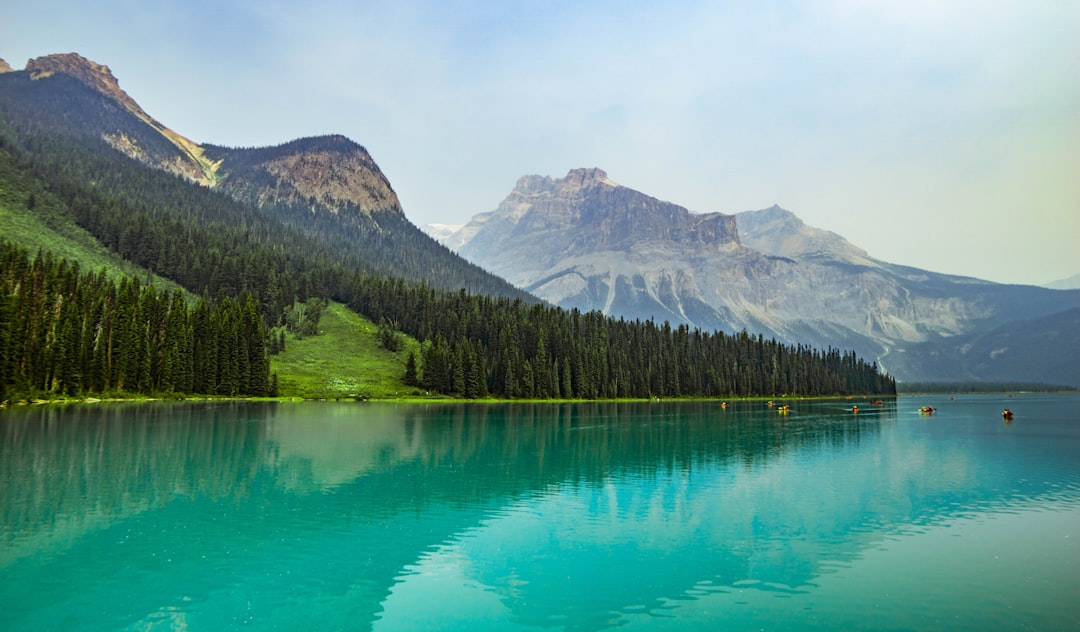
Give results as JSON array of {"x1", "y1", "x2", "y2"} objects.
[{"x1": 4, "y1": 0, "x2": 1078, "y2": 285}]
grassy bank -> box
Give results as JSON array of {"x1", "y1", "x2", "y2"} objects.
[{"x1": 270, "y1": 302, "x2": 424, "y2": 400}]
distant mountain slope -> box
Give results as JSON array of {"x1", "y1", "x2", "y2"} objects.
[
  {"x1": 1045, "y1": 273, "x2": 1080, "y2": 290},
  {"x1": 0, "y1": 53, "x2": 530, "y2": 300},
  {"x1": 891, "y1": 308, "x2": 1080, "y2": 386},
  {"x1": 736, "y1": 205, "x2": 874, "y2": 265},
  {"x1": 436, "y1": 170, "x2": 1080, "y2": 385}
]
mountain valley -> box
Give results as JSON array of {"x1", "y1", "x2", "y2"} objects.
[{"x1": 0, "y1": 52, "x2": 894, "y2": 400}]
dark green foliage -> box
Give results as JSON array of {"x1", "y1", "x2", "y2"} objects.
[
  {"x1": 403, "y1": 351, "x2": 419, "y2": 387},
  {"x1": 284, "y1": 299, "x2": 324, "y2": 338},
  {"x1": 341, "y1": 278, "x2": 895, "y2": 399},
  {"x1": 0, "y1": 241, "x2": 269, "y2": 401},
  {"x1": 377, "y1": 317, "x2": 404, "y2": 352},
  {"x1": 0, "y1": 284, "x2": 11, "y2": 403}
]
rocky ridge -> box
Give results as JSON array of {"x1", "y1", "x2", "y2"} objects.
[
  {"x1": 205, "y1": 135, "x2": 402, "y2": 218},
  {"x1": 451, "y1": 169, "x2": 751, "y2": 327},
  {"x1": 8, "y1": 53, "x2": 401, "y2": 219},
  {"x1": 24, "y1": 53, "x2": 220, "y2": 185},
  {"x1": 434, "y1": 170, "x2": 1080, "y2": 383},
  {"x1": 459, "y1": 168, "x2": 739, "y2": 270}
]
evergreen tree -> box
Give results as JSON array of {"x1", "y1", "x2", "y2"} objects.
[
  {"x1": 403, "y1": 350, "x2": 418, "y2": 387},
  {"x1": 0, "y1": 285, "x2": 11, "y2": 403}
]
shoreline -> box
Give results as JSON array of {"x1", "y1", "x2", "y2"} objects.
[{"x1": 4, "y1": 393, "x2": 905, "y2": 408}]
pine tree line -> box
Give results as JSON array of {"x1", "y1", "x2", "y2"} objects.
[
  {"x1": 339, "y1": 278, "x2": 896, "y2": 399},
  {"x1": 0, "y1": 241, "x2": 271, "y2": 403}
]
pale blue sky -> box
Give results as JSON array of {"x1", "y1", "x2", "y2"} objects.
[{"x1": 3, "y1": 0, "x2": 1078, "y2": 285}]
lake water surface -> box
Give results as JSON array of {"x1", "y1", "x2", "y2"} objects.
[{"x1": 2, "y1": 395, "x2": 1078, "y2": 630}]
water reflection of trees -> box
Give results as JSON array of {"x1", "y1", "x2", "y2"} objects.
[
  {"x1": 1, "y1": 403, "x2": 269, "y2": 561},
  {"x1": 1, "y1": 399, "x2": 903, "y2": 630},
  {"x1": 406, "y1": 401, "x2": 885, "y2": 487},
  {"x1": 7, "y1": 398, "x2": 1076, "y2": 632},
  {"x1": 1, "y1": 400, "x2": 890, "y2": 557}
]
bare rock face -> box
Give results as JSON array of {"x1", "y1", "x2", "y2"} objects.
[
  {"x1": 460, "y1": 168, "x2": 739, "y2": 270},
  {"x1": 206, "y1": 135, "x2": 403, "y2": 219},
  {"x1": 438, "y1": 171, "x2": 1080, "y2": 382},
  {"x1": 13, "y1": 53, "x2": 402, "y2": 223},
  {"x1": 0, "y1": 58, "x2": 14, "y2": 74},
  {"x1": 737, "y1": 205, "x2": 872, "y2": 263},
  {"x1": 448, "y1": 169, "x2": 751, "y2": 329}
]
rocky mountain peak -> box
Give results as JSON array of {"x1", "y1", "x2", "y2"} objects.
[
  {"x1": 510, "y1": 168, "x2": 738, "y2": 251},
  {"x1": 447, "y1": 169, "x2": 742, "y2": 304},
  {"x1": 20, "y1": 53, "x2": 219, "y2": 186},
  {"x1": 7, "y1": 52, "x2": 403, "y2": 224},
  {"x1": 736, "y1": 204, "x2": 871, "y2": 263},
  {"x1": 205, "y1": 134, "x2": 403, "y2": 218},
  {"x1": 561, "y1": 167, "x2": 617, "y2": 190},
  {"x1": 26, "y1": 53, "x2": 147, "y2": 119},
  {"x1": 0, "y1": 58, "x2": 13, "y2": 74}
]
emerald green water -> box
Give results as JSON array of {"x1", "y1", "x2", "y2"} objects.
[{"x1": 2, "y1": 395, "x2": 1078, "y2": 630}]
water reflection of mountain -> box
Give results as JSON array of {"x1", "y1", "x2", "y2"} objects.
[{"x1": 1, "y1": 400, "x2": 1075, "y2": 630}]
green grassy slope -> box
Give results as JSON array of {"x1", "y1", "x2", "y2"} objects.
[
  {"x1": 2, "y1": 150, "x2": 421, "y2": 401},
  {"x1": 271, "y1": 302, "x2": 426, "y2": 399},
  {"x1": 0, "y1": 150, "x2": 182, "y2": 292}
]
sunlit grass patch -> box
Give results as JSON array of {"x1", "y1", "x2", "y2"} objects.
[{"x1": 270, "y1": 302, "x2": 424, "y2": 399}]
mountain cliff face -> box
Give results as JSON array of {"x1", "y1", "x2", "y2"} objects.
[
  {"x1": 205, "y1": 135, "x2": 404, "y2": 228},
  {"x1": 453, "y1": 169, "x2": 750, "y2": 326},
  {"x1": 436, "y1": 172, "x2": 1080, "y2": 384}
]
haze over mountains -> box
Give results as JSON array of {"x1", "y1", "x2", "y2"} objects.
[
  {"x1": 428, "y1": 170, "x2": 1080, "y2": 386},
  {"x1": 1046, "y1": 274, "x2": 1080, "y2": 291},
  {"x1": 0, "y1": 53, "x2": 1073, "y2": 388}
]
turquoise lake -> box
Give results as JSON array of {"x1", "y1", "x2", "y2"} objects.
[{"x1": 2, "y1": 395, "x2": 1078, "y2": 630}]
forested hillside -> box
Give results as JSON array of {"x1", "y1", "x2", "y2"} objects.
[
  {"x1": 0, "y1": 60, "x2": 895, "y2": 402},
  {"x1": 0, "y1": 66, "x2": 533, "y2": 300},
  {"x1": 0, "y1": 241, "x2": 270, "y2": 403}
]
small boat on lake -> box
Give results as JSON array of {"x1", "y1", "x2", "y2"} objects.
[
  {"x1": 1002, "y1": 408, "x2": 1014, "y2": 420},
  {"x1": 920, "y1": 406, "x2": 935, "y2": 415}
]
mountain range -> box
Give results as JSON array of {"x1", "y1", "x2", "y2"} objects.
[
  {"x1": 427, "y1": 169, "x2": 1080, "y2": 386},
  {"x1": 0, "y1": 53, "x2": 1071, "y2": 388}
]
